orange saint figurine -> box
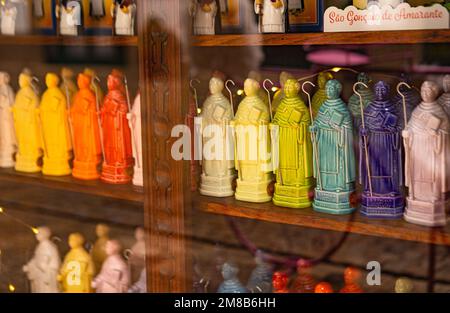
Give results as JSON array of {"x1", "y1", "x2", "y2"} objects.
[
  {"x1": 340, "y1": 267, "x2": 364, "y2": 293},
  {"x1": 291, "y1": 261, "x2": 315, "y2": 293},
  {"x1": 70, "y1": 73, "x2": 102, "y2": 180},
  {"x1": 272, "y1": 271, "x2": 289, "y2": 293},
  {"x1": 100, "y1": 70, "x2": 133, "y2": 184},
  {"x1": 315, "y1": 282, "x2": 334, "y2": 293}
]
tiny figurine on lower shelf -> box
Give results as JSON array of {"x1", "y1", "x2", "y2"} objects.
[
  {"x1": 92, "y1": 239, "x2": 130, "y2": 293},
  {"x1": 315, "y1": 282, "x2": 334, "y2": 293},
  {"x1": 395, "y1": 277, "x2": 414, "y2": 293},
  {"x1": 189, "y1": 0, "x2": 218, "y2": 35},
  {"x1": 91, "y1": 224, "x2": 110, "y2": 275},
  {"x1": 254, "y1": 0, "x2": 286, "y2": 33},
  {"x1": 272, "y1": 71, "x2": 294, "y2": 114},
  {"x1": 0, "y1": 72, "x2": 17, "y2": 168},
  {"x1": 438, "y1": 74, "x2": 450, "y2": 116},
  {"x1": 246, "y1": 251, "x2": 273, "y2": 293},
  {"x1": 402, "y1": 81, "x2": 450, "y2": 227},
  {"x1": 217, "y1": 262, "x2": 248, "y2": 293},
  {"x1": 340, "y1": 267, "x2": 363, "y2": 293},
  {"x1": 127, "y1": 92, "x2": 143, "y2": 187},
  {"x1": 311, "y1": 72, "x2": 334, "y2": 118},
  {"x1": 291, "y1": 260, "x2": 315, "y2": 293},
  {"x1": 310, "y1": 79, "x2": 356, "y2": 215},
  {"x1": 23, "y1": 226, "x2": 61, "y2": 293},
  {"x1": 128, "y1": 269, "x2": 146, "y2": 293},
  {"x1": 112, "y1": 0, "x2": 136, "y2": 36},
  {"x1": 272, "y1": 271, "x2": 289, "y2": 293},
  {"x1": 12, "y1": 71, "x2": 42, "y2": 173},
  {"x1": 59, "y1": 233, "x2": 95, "y2": 293},
  {"x1": 56, "y1": 0, "x2": 83, "y2": 36},
  {"x1": 127, "y1": 226, "x2": 146, "y2": 284}
]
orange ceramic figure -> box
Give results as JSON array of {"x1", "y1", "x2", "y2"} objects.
[
  {"x1": 100, "y1": 71, "x2": 133, "y2": 184},
  {"x1": 70, "y1": 73, "x2": 102, "y2": 180},
  {"x1": 291, "y1": 261, "x2": 315, "y2": 293},
  {"x1": 340, "y1": 267, "x2": 364, "y2": 293},
  {"x1": 315, "y1": 282, "x2": 334, "y2": 293},
  {"x1": 272, "y1": 271, "x2": 289, "y2": 293}
]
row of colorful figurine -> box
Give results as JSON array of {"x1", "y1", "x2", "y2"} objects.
[
  {"x1": 193, "y1": 72, "x2": 450, "y2": 227},
  {"x1": 23, "y1": 224, "x2": 146, "y2": 293},
  {"x1": 0, "y1": 0, "x2": 136, "y2": 36},
  {"x1": 0, "y1": 68, "x2": 143, "y2": 186}
]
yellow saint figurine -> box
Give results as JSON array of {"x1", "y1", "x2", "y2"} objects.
[
  {"x1": 84, "y1": 68, "x2": 104, "y2": 103},
  {"x1": 59, "y1": 233, "x2": 95, "y2": 293},
  {"x1": 60, "y1": 67, "x2": 78, "y2": 104},
  {"x1": 39, "y1": 73, "x2": 72, "y2": 176},
  {"x1": 272, "y1": 71, "x2": 294, "y2": 114},
  {"x1": 12, "y1": 72, "x2": 42, "y2": 173},
  {"x1": 311, "y1": 72, "x2": 334, "y2": 118}
]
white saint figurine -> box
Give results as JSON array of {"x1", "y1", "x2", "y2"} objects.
[
  {"x1": 1, "y1": 3, "x2": 17, "y2": 35},
  {"x1": 127, "y1": 226, "x2": 146, "y2": 283},
  {"x1": 438, "y1": 75, "x2": 450, "y2": 116},
  {"x1": 127, "y1": 93, "x2": 143, "y2": 187},
  {"x1": 112, "y1": 0, "x2": 136, "y2": 36},
  {"x1": 0, "y1": 72, "x2": 17, "y2": 168},
  {"x1": 402, "y1": 81, "x2": 450, "y2": 227},
  {"x1": 56, "y1": 0, "x2": 82, "y2": 36},
  {"x1": 189, "y1": 0, "x2": 218, "y2": 35},
  {"x1": 23, "y1": 227, "x2": 61, "y2": 293},
  {"x1": 255, "y1": 0, "x2": 286, "y2": 33},
  {"x1": 198, "y1": 76, "x2": 235, "y2": 197}
]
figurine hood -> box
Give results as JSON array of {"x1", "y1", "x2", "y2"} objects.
[
  {"x1": 46, "y1": 73, "x2": 60, "y2": 88},
  {"x1": 0, "y1": 72, "x2": 10, "y2": 85},
  {"x1": 19, "y1": 73, "x2": 32, "y2": 88},
  {"x1": 107, "y1": 72, "x2": 125, "y2": 92},
  {"x1": 284, "y1": 79, "x2": 300, "y2": 97},
  {"x1": 244, "y1": 78, "x2": 260, "y2": 96},
  {"x1": 77, "y1": 73, "x2": 92, "y2": 89}
]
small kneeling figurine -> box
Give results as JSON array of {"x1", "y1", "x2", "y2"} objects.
[
  {"x1": 23, "y1": 226, "x2": 61, "y2": 293},
  {"x1": 254, "y1": 0, "x2": 286, "y2": 33},
  {"x1": 93, "y1": 239, "x2": 130, "y2": 293}
]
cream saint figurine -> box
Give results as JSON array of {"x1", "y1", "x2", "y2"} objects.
[
  {"x1": 23, "y1": 227, "x2": 61, "y2": 293},
  {"x1": 56, "y1": 0, "x2": 82, "y2": 36},
  {"x1": 0, "y1": 72, "x2": 17, "y2": 168},
  {"x1": 128, "y1": 226, "x2": 146, "y2": 283},
  {"x1": 198, "y1": 76, "x2": 235, "y2": 197},
  {"x1": 438, "y1": 75, "x2": 450, "y2": 116},
  {"x1": 402, "y1": 81, "x2": 450, "y2": 227},
  {"x1": 255, "y1": 0, "x2": 286, "y2": 33},
  {"x1": 111, "y1": 0, "x2": 136, "y2": 36},
  {"x1": 127, "y1": 93, "x2": 143, "y2": 187},
  {"x1": 189, "y1": 0, "x2": 218, "y2": 35}
]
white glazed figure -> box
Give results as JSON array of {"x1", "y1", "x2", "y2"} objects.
[
  {"x1": 23, "y1": 227, "x2": 61, "y2": 293},
  {"x1": 57, "y1": 0, "x2": 82, "y2": 36},
  {"x1": 112, "y1": 0, "x2": 136, "y2": 36},
  {"x1": 0, "y1": 72, "x2": 17, "y2": 168},
  {"x1": 198, "y1": 77, "x2": 235, "y2": 197},
  {"x1": 403, "y1": 81, "x2": 450, "y2": 227},
  {"x1": 127, "y1": 93, "x2": 143, "y2": 187},
  {"x1": 438, "y1": 75, "x2": 450, "y2": 116},
  {"x1": 128, "y1": 227, "x2": 146, "y2": 284},
  {"x1": 189, "y1": 0, "x2": 217, "y2": 35},
  {"x1": 92, "y1": 240, "x2": 130, "y2": 293},
  {"x1": 255, "y1": 0, "x2": 286, "y2": 33},
  {"x1": 1, "y1": 3, "x2": 17, "y2": 35}
]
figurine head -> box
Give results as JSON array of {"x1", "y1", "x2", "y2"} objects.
[
  {"x1": 325, "y1": 79, "x2": 342, "y2": 100},
  {"x1": 209, "y1": 77, "x2": 224, "y2": 95},
  {"x1": 284, "y1": 79, "x2": 300, "y2": 98},
  {"x1": 68, "y1": 232, "x2": 85, "y2": 249},
  {"x1": 317, "y1": 71, "x2": 334, "y2": 89},
  {"x1": 272, "y1": 271, "x2": 288, "y2": 290},
  {"x1": 279, "y1": 71, "x2": 294, "y2": 88},
  {"x1": 356, "y1": 72, "x2": 370, "y2": 91},
  {"x1": 95, "y1": 223, "x2": 110, "y2": 238},
  {"x1": 314, "y1": 282, "x2": 334, "y2": 293},
  {"x1": 36, "y1": 226, "x2": 52, "y2": 242},
  {"x1": 374, "y1": 81, "x2": 390, "y2": 101},
  {"x1": 77, "y1": 73, "x2": 92, "y2": 89},
  {"x1": 135, "y1": 227, "x2": 145, "y2": 242},
  {"x1": 0, "y1": 72, "x2": 10, "y2": 85},
  {"x1": 421, "y1": 81, "x2": 439, "y2": 103},
  {"x1": 61, "y1": 67, "x2": 74, "y2": 80},
  {"x1": 243, "y1": 78, "x2": 260, "y2": 97},
  {"x1": 343, "y1": 267, "x2": 361, "y2": 285},
  {"x1": 107, "y1": 72, "x2": 124, "y2": 91},
  {"x1": 105, "y1": 239, "x2": 122, "y2": 256},
  {"x1": 221, "y1": 262, "x2": 239, "y2": 280},
  {"x1": 395, "y1": 277, "x2": 414, "y2": 293},
  {"x1": 18, "y1": 73, "x2": 32, "y2": 88},
  {"x1": 84, "y1": 68, "x2": 97, "y2": 78},
  {"x1": 443, "y1": 75, "x2": 450, "y2": 93},
  {"x1": 45, "y1": 73, "x2": 60, "y2": 88},
  {"x1": 248, "y1": 70, "x2": 262, "y2": 83}
]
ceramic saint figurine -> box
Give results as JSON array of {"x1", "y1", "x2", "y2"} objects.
[
  {"x1": 60, "y1": 67, "x2": 78, "y2": 104},
  {"x1": 39, "y1": 73, "x2": 72, "y2": 176},
  {"x1": 92, "y1": 240, "x2": 130, "y2": 293},
  {"x1": 59, "y1": 233, "x2": 95, "y2": 293},
  {"x1": 189, "y1": 0, "x2": 218, "y2": 35},
  {"x1": 128, "y1": 269, "x2": 146, "y2": 293},
  {"x1": 128, "y1": 226, "x2": 146, "y2": 284},
  {"x1": 402, "y1": 81, "x2": 450, "y2": 227},
  {"x1": 248, "y1": 71, "x2": 270, "y2": 108},
  {"x1": 217, "y1": 262, "x2": 248, "y2": 293},
  {"x1": 127, "y1": 93, "x2": 143, "y2": 186},
  {"x1": 310, "y1": 79, "x2": 356, "y2": 215},
  {"x1": 394, "y1": 74, "x2": 421, "y2": 124},
  {"x1": 70, "y1": 73, "x2": 102, "y2": 180},
  {"x1": 100, "y1": 70, "x2": 133, "y2": 184},
  {"x1": 395, "y1": 277, "x2": 414, "y2": 293},
  {"x1": 340, "y1": 267, "x2": 363, "y2": 293},
  {"x1": 84, "y1": 68, "x2": 104, "y2": 102},
  {"x1": 348, "y1": 73, "x2": 373, "y2": 129},
  {"x1": 233, "y1": 78, "x2": 272, "y2": 203},
  {"x1": 199, "y1": 77, "x2": 235, "y2": 197},
  {"x1": 112, "y1": 0, "x2": 136, "y2": 35},
  {"x1": 12, "y1": 72, "x2": 42, "y2": 173},
  {"x1": 312, "y1": 72, "x2": 334, "y2": 118},
  {"x1": 271, "y1": 79, "x2": 313, "y2": 208},
  {"x1": 359, "y1": 81, "x2": 404, "y2": 218},
  {"x1": 272, "y1": 271, "x2": 289, "y2": 293},
  {"x1": 254, "y1": 0, "x2": 286, "y2": 33},
  {"x1": 23, "y1": 227, "x2": 61, "y2": 293},
  {"x1": 56, "y1": 0, "x2": 83, "y2": 36},
  {"x1": 0, "y1": 72, "x2": 17, "y2": 168},
  {"x1": 246, "y1": 251, "x2": 273, "y2": 293},
  {"x1": 1, "y1": 1, "x2": 18, "y2": 35},
  {"x1": 1, "y1": 0, "x2": 31, "y2": 35},
  {"x1": 315, "y1": 282, "x2": 334, "y2": 293},
  {"x1": 438, "y1": 74, "x2": 450, "y2": 116},
  {"x1": 272, "y1": 71, "x2": 294, "y2": 114},
  {"x1": 291, "y1": 261, "x2": 315, "y2": 293},
  {"x1": 91, "y1": 224, "x2": 110, "y2": 275}
]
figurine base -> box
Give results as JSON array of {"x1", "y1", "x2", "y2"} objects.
[
  {"x1": 72, "y1": 160, "x2": 101, "y2": 180},
  {"x1": 403, "y1": 198, "x2": 448, "y2": 227},
  {"x1": 235, "y1": 179, "x2": 272, "y2": 203},
  {"x1": 132, "y1": 167, "x2": 143, "y2": 187},
  {"x1": 313, "y1": 189, "x2": 355, "y2": 215},
  {"x1": 42, "y1": 157, "x2": 71, "y2": 176},
  {"x1": 101, "y1": 163, "x2": 132, "y2": 184},
  {"x1": 15, "y1": 154, "x2": 41, "y2": 173},
  {"x1": 199, "y1": 174, "x2": 235, "y2": 197},
  {"x1": 273, "y1": 183, "x2": 312, "y2": 209},
  {"x1": 360, "y1": 193, "x2": 404, "y2": 219}
]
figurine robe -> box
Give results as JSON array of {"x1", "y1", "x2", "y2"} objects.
[
  {"x1": 58, "y1": 0, "x2": 83, "y2": 36},
  {"x1": 113, "y1": 1, "x2": 136, "y2": 35},
  {"x1": 255, "y1": 0, "x2": 286, "y2": 33},
  {"x1": 0, "y1": 72, "x2": 17, "y2": 168},
  {"x1": 93, "y1": 254, "x2": 130, "y2": 293},
  {"x1": 128, "y1": 93, "x2": 143, "y2": 186},
  {"x1": 190, "y1": 0, "x2": 218, "y2": 35}
]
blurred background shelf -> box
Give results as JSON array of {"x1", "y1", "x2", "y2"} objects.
[{"x1": 0, "y1": 35, "x2": 138, "y2": 46}]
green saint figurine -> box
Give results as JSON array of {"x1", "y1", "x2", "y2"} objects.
[{"x1": 311, "y1": 71, "x2": 334, "y2": 118}]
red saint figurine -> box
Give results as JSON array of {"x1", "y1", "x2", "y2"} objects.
[
  {"x1": 272, "y1": 272, "x2": 289, "y2": 293},
  {"x1": 100, "y1": 70, "x2": 133, "y2": 184},
  {"x1": 340, "y1": 267, "x2": 364, "y2": 293},
  {"x1": 291, "y1": 261, "x2": 315, "y2": 293},
  {"x1": 315, "y1": 282, "x2": 334, "y2": 293}
]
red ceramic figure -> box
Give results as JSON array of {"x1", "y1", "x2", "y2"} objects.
[
  {"x1": 340, "y1": 267, "x2": 364, "y2": 293},
  {"x1": 70, "y1": 73, "x2": 102, "y2": 180},
  {"x1": 100, "y1": 71, "x2": 133, "y2": 184},
  {"x1": 272, "y1": 271, "x2": 289, "y2": 293},
  {"x1": 291, "y1": 261, "x2": 315, "y2": 293},
  {"x1": 315, "y1": 282, "x2": 334, "y2": 293}
]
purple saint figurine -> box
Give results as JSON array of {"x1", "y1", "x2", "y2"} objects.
[{"x1": 359, "y1": 81, "x2": 404, "y2": 218}]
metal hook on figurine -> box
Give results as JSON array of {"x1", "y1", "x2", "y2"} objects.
[
  {"x1": 225, "y1": 79, "x2": 236, "y2": 117},
  {"x1": 263, "y1": 79, "x2": 274, "y2": 121},
  {"x1": 93, "y1": 76, "x2": 106, "y2": 162},
  {"x1": 396, "y1": 82, "x2": 412, "y2": 128},
  {"x1": 353, "y1": 81, "x2": 373, "y2": 197},
  {"x1": 190, "y1": 78, "x2": 200, "y2": 113}
]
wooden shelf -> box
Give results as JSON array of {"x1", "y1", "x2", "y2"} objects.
[
  {"x1": 196, "y1": 195, "x2": 450, "y2": 246},
  {"x1": 0, "y1": 35, "x2": 137, "y2": 46},
  {"x1": 192, "y1": 29, "x2": 450, "y2": 47},
  {"x1": 0, "y1": 168, "x2": 143, "y2": 203}
]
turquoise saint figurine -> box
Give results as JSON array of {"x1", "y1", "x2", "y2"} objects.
[{"x1": 310, "y1": 79, "x2": 356, "y2": 215}]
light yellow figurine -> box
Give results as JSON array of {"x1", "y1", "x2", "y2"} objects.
[
  {"x1": 12, "y1": 72, "x2": 42, "y2": 173},
  {"x1": 60, "y1": 67, "x2": 78, "y2": 104},
  {"x1": 59, "y1": 233, "x2": 95, "y2": 293},
  {"x1": 84, "y1": 68, "x2": 104, "y2": 103},
  {"x1": 39, "y1": 73, "x2": 72, "y2": 176},
  {"x1": 91, "y1": 224, "x2": 110, "y2": 275},
  {"x1": 233, "y1": 78, "x2": 273, "y2": 203},
  {"x1": 248, "y1": 71, "x2": 270, "y2": 108}
]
